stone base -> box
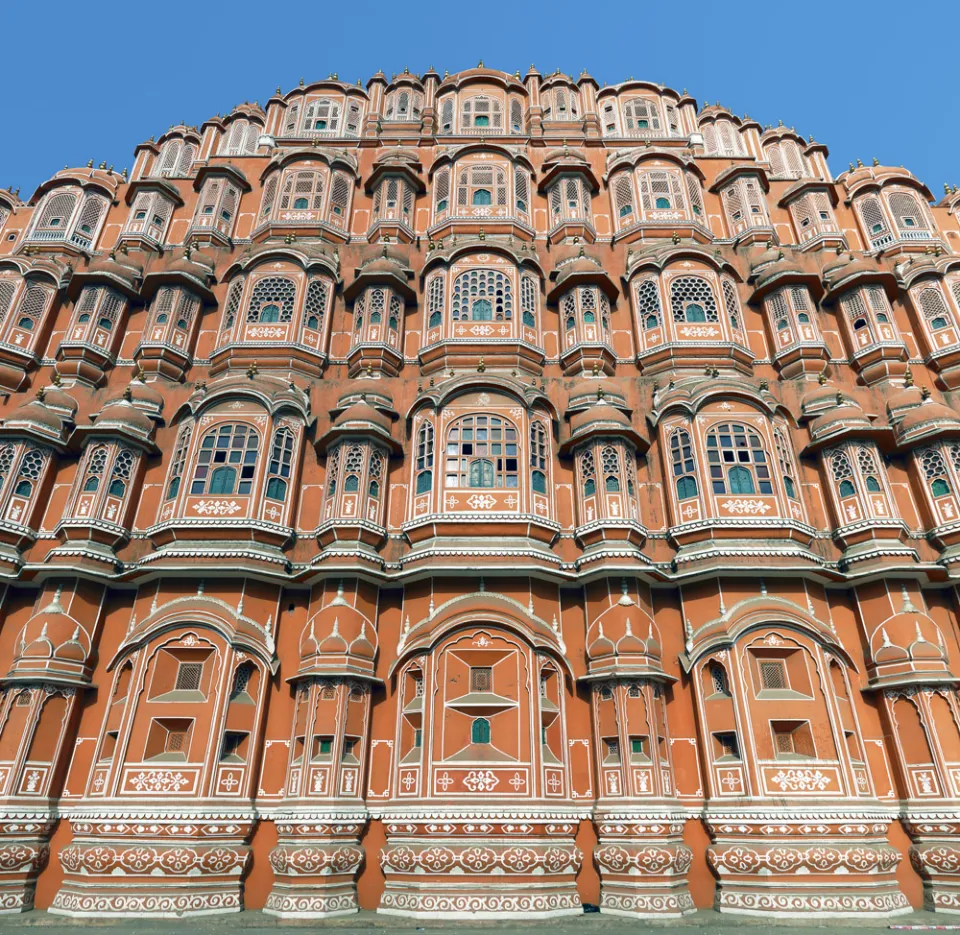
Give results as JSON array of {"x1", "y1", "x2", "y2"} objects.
[
  {"x1": 0, "y1": 820, "x2": 53, "y2": 914},
  {"x1": 51, "y1": 816, "x2": 252, "y2": 918},
  {"x1": 907, "y1": 823, "x2": 960, "y2": 914},
  {"x1": 706, "y1": 810, "x2": 909, "y2": 918},
  {"x1": 594, "y1": 813, "x2": 695, "y2": 918},
  {"x1": 264, "y1": 815, "x2": 365, "y2": 918},
  {"x1": 377, "y1": 813, "x2": 583, "y2": 919}
]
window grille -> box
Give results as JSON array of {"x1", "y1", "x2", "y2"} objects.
[
  {"x1": 0, "y1": 445, "x2": 14, "y2": 487},
  {"x1": 175, "y1": 143, "x2": 196, "y2": 176},
  {"x1": 918, "y1": 286, "x2": 953, "y2": 328},
  {"x1": 671, "y1": 430, "x2": 698, "y2": 501},
  {"x1": 37, "y1": 192, "x2": 77, "y2": 231},
  {"x1": 580, "y1": 449, "x2": 596, "y2": 497},
  {"x1": 613, "y1": 174, "x2": 634, "y2": 222},
  {"x1": 232, "y1": 662, "x2": 254, "y2": 696},
  {"x1": 175, "y1": 662, "x2": 203, "y2": 691},
  {"x1": 685, "y1": 174, "x2": 705, "y2": 218},
  {"x1": 259, "y1": 177, "x2": 279, "y2": 219},
  {"x1": 415, "y1": 422, "x2": 434, "y2": 493},
  {"x1": 266, "y1": 428, "x2": 295, "y2": 502},
  {"x1": 760, "y1": 660, "x2": 787, "y2": 689},
  {"x1": 710, "y1": 663, "x2": 728, "y2": 695},
  {"x1": 166, "y1": 426, "x2": 192, "y2": 500},
  {"x1": 452, "y1": 269, "x2": 513, "y2": 321},
  {"x1": 14, "y1": 284, "x2": 50, "y2": 332},
  {"x1": 108, "y1": 447, "x2": 135, "y2": 498},
  {"x1": 623, "y1": 98, "x2": 661, "y2": 133},
  {"x1": 221, "y1": 279, "x2": 243, "y2": 332},
  {"x1": 716, "y1": 732, "x2": 740, "y2": 758},
  {"x1": 706, "y1": 423, "x2": 773, "y2": 495},
  {"x1": 722, "y1": 279, "x2": 742, "y2": 331},
  {"x1": 636, "y1": 278, "x2": 662, "y2": 330},
  {"x1": 0, "y1": 281, "x2": 16, "y2": 325},
  {"x1": 445, "y1": 415, "x2": 519, "y2": 489},
  {"x1": 670, "y1": 276, "x2": 718, "y2": 323},
  {"x1": 190, "y1": 423, "x2": 260, "y2": 496},
  {"x1": 304, "y1": 279, "x2": 328, "y2": 332},
  {"x1": 246, "y1": 277, "x2": 297, "y2": 323},
  {"x1": 470, "y1": 667, "x2": 492, "y2": 692}
]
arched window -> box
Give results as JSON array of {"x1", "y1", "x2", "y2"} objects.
[
  {"x1": 304, "y1": 279, "x2": 328, "y2": 333},
  {"x1": 709, "y1": 662, "x2": 729, "y2": 695},
  {"x1": 623, "y1": 98, "x2": 661, "y2": 132},
  {"x1": 452, "y1": 269, "x2": 513, "y2": 321},
  {"x1": 858, "y1": 447, "x2": 883, "y2": 493},
  {"x1": 166, "y1": 426, "x2": 192, "y2": 499},
  {"x1": 774, "y1": 427, "x2": 800, "y2": 501},
  {"x1": 457, "y1": 164, "x2": 507, "y2": 209},
  {"x1": 918, "y1": 285, "x2": 955, "y2": 333},
  {"x1": 920, "y1": 447, "x2": 951, "y2": 498},
  {"x1": 706, "y1": 423, "x2": 773, "y2": 495},
  {"x1": 461, "y1": 96, "x2": 502, "y2": 130},
  {"x1": 832, "y1": 449, "x2": 856, "y2": 498},
  {"x1": 636, "y1": 278, "x2": 662, "y2": 331},
  {"x1": 0, "y1": 445, "x2": 13, "y2": 488},
  {"x1": 440, "y1": 98, "x2": 454, "y2": 133},
  {"x1": 580, "y1": 449, "x2": 596, "y2": 497},
  {"x1": 266, "y1": 428, "x2": 295, "y2": 502},
  {"x1": 303, "y1": 98, "x2": 341, "y2": 133},
  {"x1": 446, "y1": 415, "x2": 518, "y2": 489},
  {"x1": 83, "y1": 446, "x2": 107, "y2": 492},
  {"x1": 472, "y1": 717, "x2": 491, "y2": 743},
  {"x1": 190, "y1": 424, "x2": 260, "y2": 496},
  {"x1": 530, "y1": 421, "x2": 548, "y2": 494},
  {"x1": 520, "y1": 276, "x2": 537, "y2": 328},
  {"x1": 600, "y1": 446, "x2": 621, "y2": 492},
  {"x1": 246, "y1": 277, "x2": 296, "y2": 324},
  {"x1": 638, "y1": 169, "x2": 685, "y2": 216},
  {"x1": 670, "y1": 430, "x2": 698, "y2": 500},
  {"x1": 35, "y1": 191, "x2": 78, "y2": 233},
  {"x1": 614, "y1": 175, "x2": 634, "y2": 221},
  {"x1": 13, "y1": 448, "x2": 46, "y2": 499},
  {"x1": 415, "y1": 422, "x2": 434, "y2": 493},
  {"x1": 13, "y1": 284, "x2": 51, "y2": 334},
  {"x1": 426, "y1": 276, "x2": 444, "y2": 330},
  {"x1": 278, "y1": 169, "x2": 325, "y2": 213},
  {"x1": 434, "y1": 167, "x2": 450, "y2": 215},
  {"x1": 670, "y1": 277, "x2": 718, "y2": 324},
  {"x1": 108, "y1": 448, "x2": 135, "y2": 498},
  {"x1": 888, "y1": 191, "x2": 928, "y2": 234},
  {"x1": 722, "y1": 279, "x2": 743, "y2": 332}
]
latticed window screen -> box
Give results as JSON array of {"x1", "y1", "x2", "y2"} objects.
[
  {"x1": 328, "y1": 173, "x2": 351, "y2": 224},
  {"x1": 670, "y1": 277, "x2": 718, "y2": 323},
  {"x1": 452, "y1": 269, "x2": 513, "y2": 321},
  {"x1": 579, "y1": 449, "x2": 596, "y2": 496},
  {"x1": 279, "y1": 170, "x2": 325, "y2": 211},
  {"x1": 0, "y1": 281, "x2": 18, "y2": 325},
  {"x1": 15, "y1": 284, "x2": 51, "y2": 331},
  {"x1": 918, "y1": 286, "x2": 953, "y2": 329},
  {"x1": 722, "y1": 280, "x2": 742, "y2": 331},
  {"x1": 636, "y1": 278, "x2": 662, "y2": 330},
  {"x1": 710, "y1": 664, "x2": 728, "y2": 695},
  {"x1": 303, "y1": 99, "x2": 341, "y2": 133},
  {"x1": 175, "y1": 662, "x2": 203, "y2": 691},
  {"x1": 16, "y1": 448, "x2": 47, "y2": 495},
  {"x1": 614, "y1": 174, "x2": 634, "y2": 221},
  {"x1": 304, "y1": 279, "x2": 328, "y2": 331},
  {"x1": 445, "y1": 415, "x2": 519, "y2": 489},
  {"x1": 530, "y1": 421, "x2": 548, "y2": 493},
  {"x1": 685, "y1": 174, "x2": 705, "y2": 218},
  {"x1": 37, "y1": 192, "x2": 77, "y2": 230},
  {"x1": 623, "y1": 98, "x2": 661, "y2": 131},
  {"x1": 0, "y1": 445, "x2": 14, "y2": 487},
  {"x1": 246, "y1": 277, "x2": 297, "y2": 323},
  {"x1": 190, "y1": 424, "x2": 260, "y2": 496},
  {"x1": 75, "y1": 195, "x2": 107, "y2": 237},
  {"x1": 470, "y1": 667, "x2": 492, "y2": 692},
  {"x1": 461, "y1": 95, "x2": 502, "y2": 129},
  {"x1": 83, "y1": 446, "x2": 107, "y2": 492},
  {"x1": 760, "y1": 660, "x2": 786, "y2": 689},
  {"x1": 859, "y1": 196, "x2": 889, "y2": 238},
  {"x1": 638, "y1": 170, "x2": 685, "y2": 213},
  {"x1": 108, "y1": 448, "x2": 135, "y2": 497},
  {"x1": 889, "y1": 191, "x2": 927, "y2": 232}
]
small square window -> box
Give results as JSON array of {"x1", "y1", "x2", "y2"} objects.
[{"x1": 470, "y1": 667, "x2": 492, "y2": 693}]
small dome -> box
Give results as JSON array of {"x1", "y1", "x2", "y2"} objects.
[
  {"x1": 800, "y1": 378, "x2": 848, "y2": 419},
  {"x1": 569, "y1": 403, "x2": 633, "y2": 437},
  {"x1": 897, "y1": 397, "x2": 960, "y2": 438},
  {"x1": 6, "y1": 589, "x2": 93, "y2": 685},
  {"x1": 1, "y1": 395, "x2": 70, "y2": 442},
  {"x1": 297, "y1": 599, "x2": 378, "y2": 680},
  {"x1": 809, "y1": 395, "x2": 872, "y2": 439},
  {"x1": 92, "y1": 399, "x2": 155, "y2": 440}
]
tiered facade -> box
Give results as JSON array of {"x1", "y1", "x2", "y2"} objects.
[{"x1": 1, "y1": 64, "x2": 960, "y2": 919}]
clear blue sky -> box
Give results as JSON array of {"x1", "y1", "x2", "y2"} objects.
[{"x1": 3, "y1": 0, "x2": 955, "y2": 199}]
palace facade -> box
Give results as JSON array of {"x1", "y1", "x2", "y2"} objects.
[{"x1": 1, "y1": 64, "x2": 960, "y2": 919}]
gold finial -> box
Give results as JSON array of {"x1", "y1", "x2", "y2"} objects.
[
  {"x1": 872, "y1": 157, "x2": 879, "y2": 166},
  {"x1": 835, "y1": 391, "x2": 844, "y2": 406},
  {"x1": 921, "y1": 386, "x2": 932, "y2": 400},
  {"x1": 904, "y1": 368, "x2": 914, "y2": 387},
  {"x1": 51, "y1": 372, "x2": 62, "y2": 387},
  {"x1": 671, "y1": 231, "x2": 680, "y2": 245},
  {"x1": 276, "y1": 86, "x2": 281, "y2": 94},
  {"x1": 856, "y1": 158, "x2": 864, "y2": 168},
  {"x1": 597, "y1": 384, "x2": 605, "y2": 400},
  {"x1": 86, "y1": 158, "x2": 94, "y2": 168},
  {"x1": 946, "y1": 183, "x2": 952, "y2": 194},
  {"x1": 36, "y1": 387, "x2": 46, "y2": 402},
  {"x1": 477, "y1": 357, "x2": 486, "y2": 372},
  {"x1": 247, "y1": 362, "x2": 259, "y2": 379},
  {"x1": 135, "y1": 365, "x2": 146, "y2": 383},
  {"x1": 123, "y1": 386, "x2": 133, "y2": 402},
  {"x1": 477, "y1": 59, "x2": 484, "y2": 68},
  {"x1": 817, "y1": 372, "x2": 827, "y2": 386},
  {"x1": 478, "y1": 227, "x2": 486, "y2": 240},
  {"x1": 759, "y1": 379, "x2": 769, "y2": 391},
  {"x1": 299, "y1": 76, "x2": 305, "y2": 86},
  {"x1": 849, "y1": 162, "x2": 855, "y2": 172},
  {"x1": 591, "y1": 361, "x2": 600, "y2": 377}
]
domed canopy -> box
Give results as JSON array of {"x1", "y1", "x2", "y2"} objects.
[
  {"x1": 85, "y1": 397, "x2": 157, "y2": 446},
  {"x1": 867, "y1": 610, "x2": 957, "y2": 689},
  {"x1": 316, "y1": 391, "x2": 401, "y2": 454},
  {"x1": 806, "y1": 394, "x2": 890, "y2": 451},
  {"x1": 5, "y1": 588, "x2": 93, "y2": 686},
  {"x1": 0, "y1": 392, "x2": 74, "y2": 447},
  {"x1": 583, "y1": 594, "x2": 673, "y2": 682},
  {"x1": 560, "y1": 389, "x2": 648, "y2": 455},
  {"x1": 547, "y1": 250, "x2": 619, "y2": 302},
  {"x1": 295, "y1": 600, "x2": 379, "y2": 682},
  {"x1": 894, "y1": 394, "x2": 960, "y2": 445}
]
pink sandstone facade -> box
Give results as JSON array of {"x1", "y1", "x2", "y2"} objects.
[{"x1": 0, "y1": 64, "x2": 959, "y2": 919}]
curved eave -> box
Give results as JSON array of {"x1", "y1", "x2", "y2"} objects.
[
  {"x1": 364, "y1": 162, "x2": 425, "y2": 194},
  {"x1": 578, "y1": 665, "x2": 676, "y2": 683},
  {"x1": 344, "y1": 267, "x2": 416, "y2": 302},
  {"x1": 537, "y1": 162, "x2": 601, "y2": 194},
  {"x1": 778, "y1": 179, "x2": 839, "y2": 208},
  {"x1": 192, "y1": 163, "x2": 252, "y2": 194},
  {"x1": 709, "y1": 164, "x2": 770, "y2": 195},
  {"x1": 260, "y1": 147, "x2": 360, "y2": 182},
  {"x1": 864, "y1": 671, "x2": 960, "y2": 691},
  {"x1": 427, "y1": 143, "x2": 536, "y2": 179},
  {"x1": 822, "y1": 268, "x2": 898, "y2": 304},
  {"x1": 803, "y1": 424, "x2": 894, "y2": 455},
  {"x1": 140, "y1": 268, "x2": 217, "y2": 305},
  {"x1": 70, "y1": 423, "x2": 158, "y2": 454},
  {"x1": 222, "y1": 247, "x2": 340, "y2": 282},
  {"x1": 124, "y1": 178, "x2": 185, "y2": 208},
  {"x1": 559, "y1": 423, "x2": 649, "y2": 456},
  {"x1": 65, "y1": 267, "x2": 143, "y2": 303},
  {"x1": 547, "y1": 266, "x2": 619, "y2": 303},
  {"x1": 749, "y1": 267, "x2": 824, "y2": 303},
  {"x1": 421, "y1": 244, "x2": 545, "y2": 279},
  {"x1": 314, "y1": 422, "x2": 402, "y2": 455},
  {"x1": 287, "y1": 665, "x2": 382, "y2": 685}
]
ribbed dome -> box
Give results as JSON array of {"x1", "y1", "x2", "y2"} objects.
[{"x1": 6, "y1": 588, "x2": 93, "y2": 685}]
